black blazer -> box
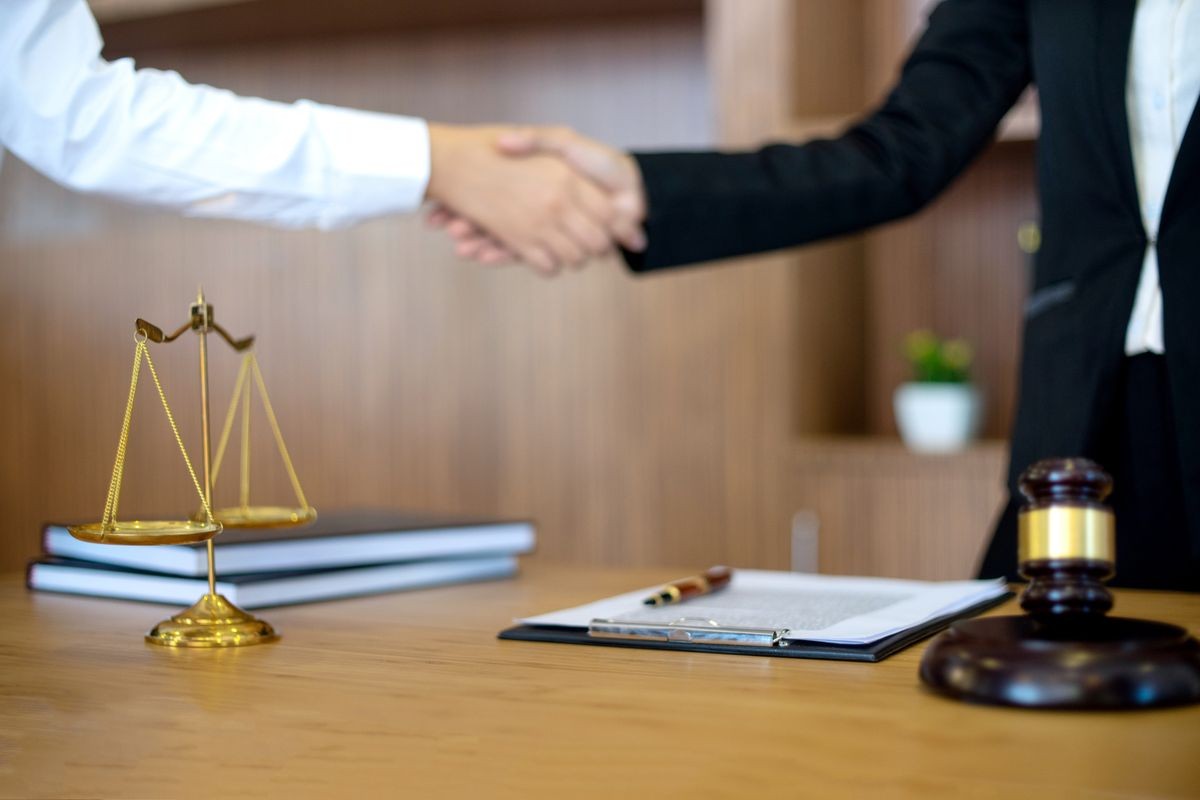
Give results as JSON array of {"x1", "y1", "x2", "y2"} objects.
[{"x1": 624, "y1": 0, "x2": 1200, "y2": 579}]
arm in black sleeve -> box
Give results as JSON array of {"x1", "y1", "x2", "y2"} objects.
[{"x1": 626, "y1": 0, "x2": 1031, "y2": 272}]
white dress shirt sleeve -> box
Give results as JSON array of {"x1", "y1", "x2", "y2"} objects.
[{"x1": 0, "y1": 0, "x2": 430, "y2": 229}]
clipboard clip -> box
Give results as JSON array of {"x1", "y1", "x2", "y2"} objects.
[{"x1": 588, "y1": 617, "x2": 788, "y2": 648}]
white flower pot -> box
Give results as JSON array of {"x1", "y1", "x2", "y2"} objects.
[{"x1": 893, "y1": 382, "x2": 981, "y2": 453}]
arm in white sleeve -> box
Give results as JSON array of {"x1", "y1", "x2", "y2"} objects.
[{"x1": 0, "y1": 0, "x2": 430, "y2": 229}]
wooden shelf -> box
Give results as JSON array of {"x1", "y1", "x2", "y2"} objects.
[
  {"x1": 90, "y1": 0, "x2": 250, "y2": 23},
  {"x1": 97, "y1": 0, "x2": 703, "y2": 52}
]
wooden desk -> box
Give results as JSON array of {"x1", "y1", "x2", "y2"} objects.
[{"x1": 4, "y1": 563, "x2": 1199, "y2": 798}]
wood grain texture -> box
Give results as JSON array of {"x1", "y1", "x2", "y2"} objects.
[
  {"x1": 765, "y1": 440, "x2": 1009, "y2": 580},
  {"x1": 858, "y1": 0, "x2": 1038, "y2": 438},
  {"x1": 0, "y1": 17, "x2": 730, "y2": 572},
  {"x1": 0, "y1": 4, "x2": 1029, "y2": 580},
  {"x1": 704, "y1": 0, "x2": 868, "y2": 438},
  {"x1": 2, "y1": 12, "x2": 880, "y2": 577},
  {"x1": 864, "y1": 144, "x2": 1037, "y2": 438},
  {"x1": 0, "y1": 5, "x2": 882, "y2": 576},
  {"x1": 4, "y1": 564, "x2": 1200, "y2": 799},
  {"x1": 705, "y1": 0, "x2": 865, "y2": 148},
  {"x1": 862, "y1": 0, "x2": 937, "y2": 102}
]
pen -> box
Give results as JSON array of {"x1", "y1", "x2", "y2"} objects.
[{"x1": 642, "y1": 565, "x2": 733, "y2": 606}]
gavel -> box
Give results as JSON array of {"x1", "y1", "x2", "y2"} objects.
[{"x1": 919, "y1": 457, "x2": 1200, "y2": 710}]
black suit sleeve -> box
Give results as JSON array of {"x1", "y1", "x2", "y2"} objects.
[{"x1": 626, "y1": 0, "x2": 1032, "y2": 272}]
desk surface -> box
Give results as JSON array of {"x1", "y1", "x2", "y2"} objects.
[{"x1": 4, "y1": 563, "x2": 1200, "y2": 799}]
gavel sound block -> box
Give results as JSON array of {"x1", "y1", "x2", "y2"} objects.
[{"x1": 920, "y1": 458, "x2": 1200, "y2": 709}]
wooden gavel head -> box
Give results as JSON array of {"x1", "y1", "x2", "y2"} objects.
[{"x1": 1017, "y1": 458, "x2": 1115, "y2": 620}]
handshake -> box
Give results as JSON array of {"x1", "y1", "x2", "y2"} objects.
[{"x1": 424, "y1": 125, "x2": 646, "y2": 276}]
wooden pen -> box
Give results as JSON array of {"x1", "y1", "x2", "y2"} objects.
[{"x1": 642, "y1": 565, "x2": 733, "y2": 606}]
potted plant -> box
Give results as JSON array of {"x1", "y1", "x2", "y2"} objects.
[{"x1": 893, "y1": 330, "x2": 981, "y2": 453}]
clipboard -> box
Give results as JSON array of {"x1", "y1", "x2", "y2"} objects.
[{"x1": 498, "y1": 593, "x2": 1011, "y2": 662}]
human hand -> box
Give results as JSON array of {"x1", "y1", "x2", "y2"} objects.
[
  {"x1": 425, "y1": 124, "x2": 637, "y2": 275},
  {"x1": 427, "y1": 125, "x2": 646, "y2": 274},
  {"x1": 426, "y1": 203, "x2": 516, "y2": 265},
  {"x1": 497, "y1": 127, "x2": 646, "y2": 244}
]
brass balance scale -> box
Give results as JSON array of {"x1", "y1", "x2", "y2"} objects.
[{"x1": 68, "y1": 290, "x2": 315, "y2": 647}]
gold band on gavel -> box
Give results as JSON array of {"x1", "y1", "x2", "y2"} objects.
[{"x1": 1018, "y1": 505, "x2": 1115, "y2": 563}]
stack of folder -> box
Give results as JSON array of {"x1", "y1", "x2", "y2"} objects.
[{"x1": 28, "y1": 509, "x2": 536, "y2": 608}]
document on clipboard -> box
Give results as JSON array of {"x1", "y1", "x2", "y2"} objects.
[{"x1": 499, "y1": 570, "x2": 1010, "y2": 662}]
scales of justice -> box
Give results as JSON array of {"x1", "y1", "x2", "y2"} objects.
[{"x1": 68, "y1": 289, "x2": 315, "y2": 647}]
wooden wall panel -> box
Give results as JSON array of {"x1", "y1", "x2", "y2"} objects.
[
  {"x1": 704, "y1": 0, "x2": 868, "y2": 438},
  {"x1": 705, "y1": 0, "x2": 865, "y2": 147},
  {"x1": 862, "y1": 0, "x2": 937, "y2": 101},
  {"x1": 1, "y1": 4, "x2": 1028, "y2": 582},
  {"x1": 763, "y1": 440, "x2": 1008, "y2": 580},
  {"x1": 0, "y1": 13, "x2": 866, "y2": 574},
  {"x1": 0, "y1": 17, "x2": 723, "y2": 571}
]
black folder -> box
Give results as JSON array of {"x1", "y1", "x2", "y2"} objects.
[{"x1": 499, "y1": 593, "x2": 1011, "y2": 662}]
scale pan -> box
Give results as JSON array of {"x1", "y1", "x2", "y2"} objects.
[
  {"x1": 67, "y1": 520, "x2": 222, "y2": 546},
  {"x1": 213, "y1": 505, "x2": 317, "y2": 529}
]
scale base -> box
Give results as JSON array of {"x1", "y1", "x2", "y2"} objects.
[
  {"x1": 146, "y1": 593, "x2": 278, "y2": 648},
  {"x1": 920, "y1": 615, "x2": 1200, "y2": 709}
]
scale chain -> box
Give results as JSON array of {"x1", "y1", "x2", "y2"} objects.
[
  {"x1": 251, "y1": 354, "x2": 310, "y2": 510},
  {"x1": 240, "y1": 366, "x2": 252, "y2": 508},
  {"x1": 210, "y1": 353, "x2": 250, "y2": 491},
  {"x1": 101, "y1": 338, "x2": 215, "y2": 529},
  {"x1": 143, "y1": 344, "x2": 215, "y2": 524},
  {"x1": 209, "y1": 352, "x2": 310, "y2": 512},
  {"x1": 101, "y1": 340, "x2": 145, "y2": 527}
]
